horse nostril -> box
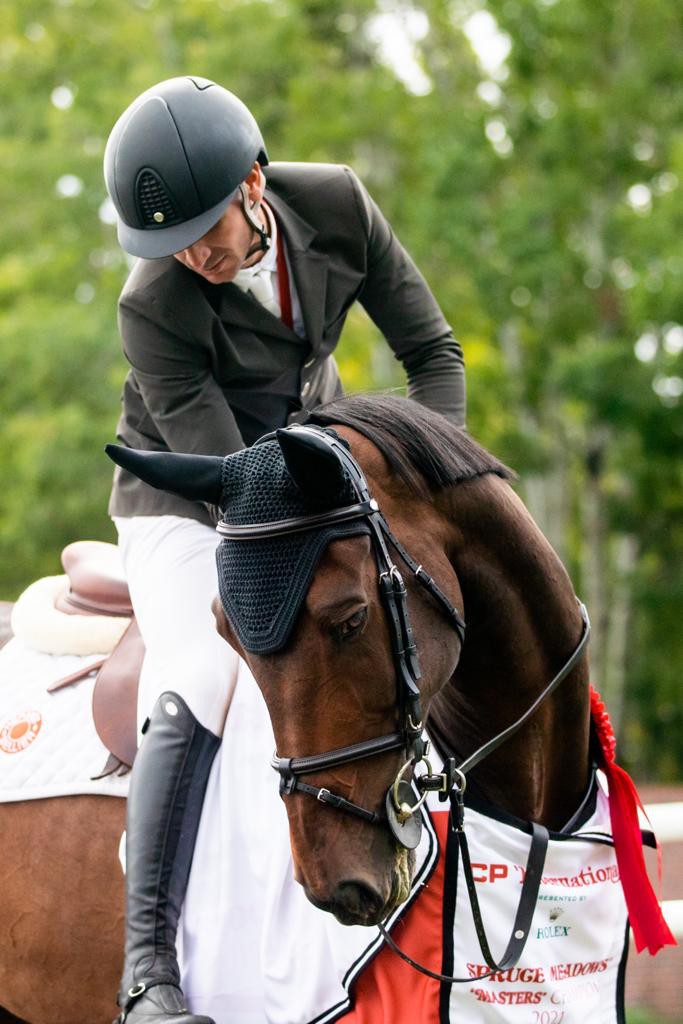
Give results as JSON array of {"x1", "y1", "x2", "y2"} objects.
[{"x1": 333, "y1": 880, "x2": 384, "y2": 924}]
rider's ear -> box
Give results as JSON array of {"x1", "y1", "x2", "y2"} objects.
[
  {"x1": 277, "y1": 428, "x2": 347, "y2": 503},
  {"x1": 105, "y1": 445, "x2": 225, "y2": 506},
  {"x1": 245, "y1": 161, "x2": 264, "y2": 203}
]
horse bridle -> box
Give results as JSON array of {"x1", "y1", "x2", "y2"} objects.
[
  {"x1": 217, "y1": 424, "x2": 593, "y2": 982},
  {"x1": 217, "y1": 424, "x2": 467, "y2": 849},
  {"x1": 216, "y1": 425, "x2": 590, "y2": 854}
]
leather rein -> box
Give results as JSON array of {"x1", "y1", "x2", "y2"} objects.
[{"x1": 216, "y1": 424, "x2": 591, "y2": 982}]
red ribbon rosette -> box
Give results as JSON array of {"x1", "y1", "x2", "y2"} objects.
[{"x1": 590, "y1": 685, "x2": 676, "y2": 954}]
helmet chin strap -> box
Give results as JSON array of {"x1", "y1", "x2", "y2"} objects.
[{"x1": 239, "y1": 182, "x2": 271, "y2": 262}]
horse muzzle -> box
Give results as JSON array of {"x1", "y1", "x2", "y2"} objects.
[{"x1": 303, "y1": 845, "x2": 415, "y2": 927}]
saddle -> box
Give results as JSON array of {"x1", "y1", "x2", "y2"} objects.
[{"x1": 48, "y1": 541, "x2": 143, "y2": 775}]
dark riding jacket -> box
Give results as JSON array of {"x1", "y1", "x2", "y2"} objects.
[{"x1": 109, "y1": 162, "x2": 466, "y2": 524}]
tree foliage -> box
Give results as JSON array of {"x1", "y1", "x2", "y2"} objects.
[{"x1": 0, "y1": 0, "x2": 681, "y2": 776}]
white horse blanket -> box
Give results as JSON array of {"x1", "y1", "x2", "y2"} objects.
[
  {"x1": 0, "y1": 642, "x2": 628, "y2": 1023},
  {"x1": 178, "y1": 660, "x2": 628, "y2": 1024}
]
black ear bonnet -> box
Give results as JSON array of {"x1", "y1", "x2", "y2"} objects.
[{"x1": 215, "y1": 428, "x2": 371, "y2": 653}]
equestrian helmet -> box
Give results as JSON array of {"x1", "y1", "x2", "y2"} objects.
[{"x1": 104, "y1": 76, "x2": 268, "y2": 259}]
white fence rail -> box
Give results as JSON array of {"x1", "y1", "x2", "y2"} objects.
[{"x1": 643, "y1": 801, "x2": 683, "y2": 939}]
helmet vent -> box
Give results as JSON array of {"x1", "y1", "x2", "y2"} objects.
[{"x1": 135, "y1": 169, "x2": 182, "y2": 227}]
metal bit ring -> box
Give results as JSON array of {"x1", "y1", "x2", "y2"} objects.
[{"x1": 391, "y1": 755, "x2": 432, "y2": 822}]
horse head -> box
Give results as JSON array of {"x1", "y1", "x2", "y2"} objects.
[
  {"x1": 212, "y1": 423, "x2": 466, "y2": 925},
  {"x1": 107, "y1": 395, "x2": 589, "y2": 928}
]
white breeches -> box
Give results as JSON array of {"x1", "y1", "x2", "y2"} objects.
[{"x1": 114, "y1": 515, "x2": 239, "y2": 739}]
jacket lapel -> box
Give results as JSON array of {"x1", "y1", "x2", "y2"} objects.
[
  {"x1": 219, "y1": 283, "x2": 296, "y2": 341},
  {"x1": 218, "y1": 190, "x2": 329, "y2": 352}
]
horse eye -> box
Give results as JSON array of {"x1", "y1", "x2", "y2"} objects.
[{"x1": 336, "y1": 607, "x2": 368, "y2": 641}]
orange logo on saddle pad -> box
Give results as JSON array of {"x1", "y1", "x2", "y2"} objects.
[{"x1": 0, "y1": 711, "x2": 42, "y2": 754}]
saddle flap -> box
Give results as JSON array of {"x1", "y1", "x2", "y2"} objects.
[{"x1": 91, "y1": 617, "x2": 144, "y2": 769}]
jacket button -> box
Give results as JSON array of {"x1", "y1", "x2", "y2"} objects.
[{"x1": 301, "y1": 381, "x2": 311, "y2": 397}]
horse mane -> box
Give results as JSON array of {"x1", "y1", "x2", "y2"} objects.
[{"x1": 307, "y1": 394, "x2": 514, "y2": 500}]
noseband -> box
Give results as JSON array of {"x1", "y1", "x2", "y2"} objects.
[{"x1": 216, "y1": 424, "x2": 590, "y2": 854}]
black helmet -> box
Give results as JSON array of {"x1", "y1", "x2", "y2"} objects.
[{"x1": 104, "y1": 76, "x2": 268, "y2": 259}]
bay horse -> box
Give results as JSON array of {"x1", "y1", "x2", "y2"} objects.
[
  {"x1": 104, "y1": 395, "x2": 633, "y2": 1010},
  {"x1": 283, "y1": 402, "x2": 583, "y2": 898},
  {"x1": 0, "y1": 395, "x2": 659, "y2": 1022},
  {"x1": 0, "y1": 591, "x2": 124, "y2": 1022},
  {"x1": 113, "y1": 394, "x2": 590, "y2": 916}
]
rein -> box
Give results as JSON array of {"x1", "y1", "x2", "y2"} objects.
[{"x1": 216, "y1": 424, "x2": 591, "y2": 984}]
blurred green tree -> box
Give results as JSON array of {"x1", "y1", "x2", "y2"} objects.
[
  {"x1": 0, "y1": 0, "x2": 681, "y2": 777},
  {"x1": 407, "y1": 0, "x2": 683, "y2": 777}
]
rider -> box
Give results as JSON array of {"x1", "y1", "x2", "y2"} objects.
[{"x1": 103, "y1": 75, "x2": 466, "y2": 1023}]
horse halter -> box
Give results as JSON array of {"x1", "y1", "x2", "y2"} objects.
[{"x1": 216, "y1": 424, "x2": 467, "y2": 850}]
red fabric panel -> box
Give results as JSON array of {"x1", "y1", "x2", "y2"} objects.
[{"x1": 341, "y1": 810, "x2": 449, "y2": 1023}]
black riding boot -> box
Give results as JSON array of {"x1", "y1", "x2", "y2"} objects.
[{"x1": 117, "y1": 691, "x2": 220, "y2": 1024}]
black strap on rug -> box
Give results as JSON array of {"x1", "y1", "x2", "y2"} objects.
[{"x1": 378, "y1": 787, "x2": 549, "y2": 984}]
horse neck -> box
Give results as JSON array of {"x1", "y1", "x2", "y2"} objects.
[{"x1": 428, "y1": 473, "x2": 591, "y2": 830}]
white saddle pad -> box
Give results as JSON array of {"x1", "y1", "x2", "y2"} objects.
[{"x1": 0, "y1": 636, "x2": 129, "y2": 801}]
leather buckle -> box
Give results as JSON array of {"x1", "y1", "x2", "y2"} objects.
[
  {"x1": 119, "y1": 981, "x2": 146, "y2": 1018},
  {"x1": 416, "y1": 772, "x2": 450, "y2": 793}
]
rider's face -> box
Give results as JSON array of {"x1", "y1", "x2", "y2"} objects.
[{"x1": 173, "y1": 164, "x2": 264, "y2": 284}]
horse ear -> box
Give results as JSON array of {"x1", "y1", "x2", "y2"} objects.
[
  {"x1": 105, "y1": 445, "x2": 225, "y2": 506},
  {"x1": 276, "y1": 428, "x2": 347, "y2": 502}
]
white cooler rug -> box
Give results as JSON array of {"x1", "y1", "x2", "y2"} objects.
[
  {"x1": 178, "y1": 659, "x2": 627, "y2": 1024},
  {"x1": 178, "y1": 655, "x2": 440, "y2": 1024},
  {"x1": 0, "y1": 638, "x2": 628, "y2": 1024}
]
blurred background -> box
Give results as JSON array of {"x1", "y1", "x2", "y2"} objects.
[{"x1": 0, "y1": 1, "x2": 681, "y2": 1016}]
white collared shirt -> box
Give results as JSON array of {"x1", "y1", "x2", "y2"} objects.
[{"x1": 232, "y1": 202, "x2": 304, "y2": 337}]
